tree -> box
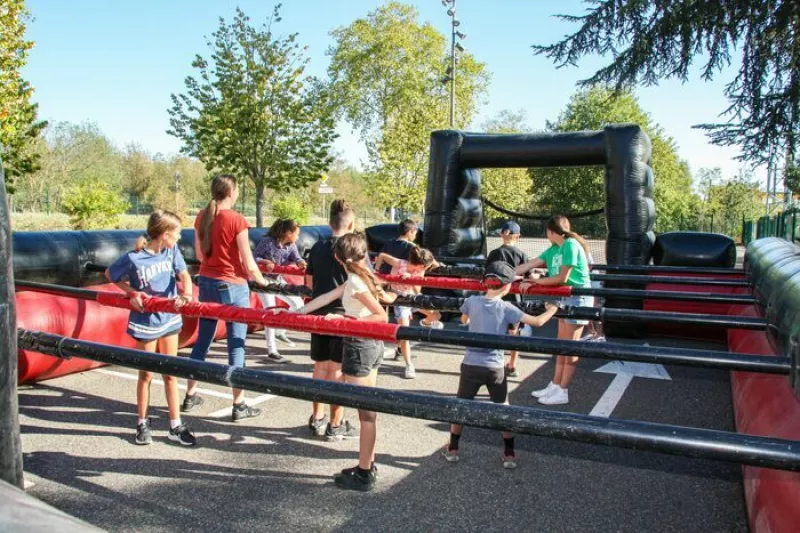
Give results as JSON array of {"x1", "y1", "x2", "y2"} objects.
[
  {"x1": 530, "y1": 87, "x2": 699, "y2": 234},
  {"x1": 705, "y1": 169, "x2": 763, "y2": 241},
  {"x1": 62, "y1": 178, "x2": 129, "y2": 230},
  {"x1": 479, "y1": 110, "x2": 534, "y2": 223},
  {"x1": 0, "y1": 0, "x2": 46, "y2": 191},
  {"x1": 532, "y1": 1, "x2": 800, "y2": 172},
  {"x1": 327, "y1": 2, "x2": 489, "y2": 212},
  {"x1": 168, "y1": 5, "x2": 337, "y2": 227}
]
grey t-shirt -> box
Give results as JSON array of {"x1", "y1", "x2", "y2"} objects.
[{"x1": 460, "y1": 295, "x2": 525, "y2": 368}]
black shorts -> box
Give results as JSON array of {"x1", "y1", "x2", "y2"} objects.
[
  {"x1": 342, "y1": 337, "x2": 384, "y2": 377},
  {"x1": 457, "y1": 364, "x2": 508, "y2": 404},
  {"x1": 310, "y1": 334, "x2": 344, "y2": 363}
]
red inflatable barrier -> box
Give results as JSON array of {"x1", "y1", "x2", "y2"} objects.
[
  {"x1": 728, "y1": 307, "x2": 800, "y2": 533},
  {"x1": 16, "y1": 284, "x2": 133, "y2": 383}
]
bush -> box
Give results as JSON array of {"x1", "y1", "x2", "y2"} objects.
[
  {"x1": 271, "y1": 196, "x2": 311, "y2": 225},
  {"x1": 62, "y1": 179, "x2": 129, "y2": 229}
]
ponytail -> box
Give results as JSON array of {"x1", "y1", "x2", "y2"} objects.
[
  {"x1": 347, "y1": 260, "x2": 383, "y2": 300},
  {"x1": 134, "y1": 234, "x2": 148, "y2": 252},
  {"x1": 334, "y1": 232, "x2": 386, "y2": 301},
  {"x1": 199, "y1": 199, "x2": 218, "y2": 258},
  {"x1": 547, "y1": 215, "x2": 590, "y2": 258},
  {"x1": 564, "y1": 230, "x2": 590, "y2": 259}
]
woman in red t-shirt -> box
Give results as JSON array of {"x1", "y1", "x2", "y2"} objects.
[{"x1": 182, "y1": 174, "x2": 270, "y2": 422}]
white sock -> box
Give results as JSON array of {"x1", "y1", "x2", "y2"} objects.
[
  {"x1": 138, "y1": 418, "x2": 147, "y2": 426},
  {"x1": 170, "y1": 419, "x2": 182, "y2": 429}
]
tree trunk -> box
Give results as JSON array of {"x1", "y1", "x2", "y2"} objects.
[{"x1": 255, "y1": 183, "x2": 265, "y2": 228}]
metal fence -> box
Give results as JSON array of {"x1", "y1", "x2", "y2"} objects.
[{"x1": 742, "y1": 209, "x2": 800, "y2": 246}]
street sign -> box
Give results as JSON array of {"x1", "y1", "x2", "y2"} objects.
[{"x1": 318, "y1": 185, "x2": 334, "y2": 194}]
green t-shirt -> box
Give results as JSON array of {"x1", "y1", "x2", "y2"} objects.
[{"x1": 537, "y1": 238, "x2": 591, "y2": 287}]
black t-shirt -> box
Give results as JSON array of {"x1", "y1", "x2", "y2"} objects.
[
  {"x1": 379, "y1": 239, "x2": 415, "y2": 274},
  {"x1": 306, "y1": 236, "x2": 347, "y2": 312},
  {"x1": 487, "y1": 244, "x2": 529, "y2": 269}
]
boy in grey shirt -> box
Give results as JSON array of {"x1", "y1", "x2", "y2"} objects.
[{"x1": 442, "y1": 261, "x2": 558, "y2": 469}]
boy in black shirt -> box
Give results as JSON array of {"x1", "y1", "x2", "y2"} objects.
[
  {"x1": 486, "y1": 221, "x2": 529, "y2": 378},
  {"x1": 305, "y1": 199, "x2": 358, "y2": 440},
  {"x1": 378, "y1": 219, "x2": 418, "y2": 275}
]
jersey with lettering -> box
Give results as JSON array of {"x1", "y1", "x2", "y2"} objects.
[{"x1": 108, "y1": 245, "x2": 188, "y2": 340}]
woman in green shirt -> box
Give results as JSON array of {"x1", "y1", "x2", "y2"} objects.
[{"x1": 516, "y1": 215, "x2": 592, "y2": 406}]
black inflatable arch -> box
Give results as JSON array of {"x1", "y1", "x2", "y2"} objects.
[{"x1": 423, "y1": 125, "x2": 656, "y2": 265}]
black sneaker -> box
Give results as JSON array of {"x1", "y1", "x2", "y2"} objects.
[
  {"x1": 135, "y1": 419, "x2": 152, "y2": 445},
  {"x1": 309, "y1": 415, "x2": 328, "y2": 437},
  {"x1": 263, "y1": 351, "x2": 289, "y2": 364},
  {"x1": 181, "y1": 394, "x2": 204, "y2": 413},
  {"x1": 334, "y1": 465, "x2": 377, "y2": 492},
  {"x1": 168, "y1": 424, "x2": 197, "y2": 446},
  {"x1": 393, "y1": 347, "x2": 401, "y2": 361},
  {"x1": 325, "y1": 420, "x2": 359, "y2": 441},
  {"x1": 232, "y1": 403, "x2": 262, "y2": 422}
]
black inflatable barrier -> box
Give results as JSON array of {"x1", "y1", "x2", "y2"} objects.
[
  {"x1": 364, "y1": 223, "x2": 424, "y2": 254},
  {"x1": 12, "y1": 226, "x2": 331, "y2": 288},
  {"x1": 652, "y1": 232, "x2": 736, "y2": 268},
  {"x1": 746, "y1": 239, "x2": 800, "y2": 390}
]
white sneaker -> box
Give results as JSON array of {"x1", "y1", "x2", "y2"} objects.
[
  {"x1": 404, "y1": 364, "x2": 416, "y2": 379},
  {"x1": 538, "y1": 388, "x2": 569, "y2": 405},
  {"x1": 421, "y1": 320, "x2": 444, "y2": 330},
  {"x1": 275, "y1": 331, "x2": 296, "y2": 347},
  {"x1": 531, "y1": 382, "x2": 557, "y2": 398}
]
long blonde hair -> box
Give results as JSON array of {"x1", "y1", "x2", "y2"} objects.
[
  {"x1": 198, "y1": 174, "x2": 236, "y2": 258},
  {"x1": 548, "y1": 215, "x2": 591, "y2": 258},
  {"x1": 135, "y1": 209, "x2": 182, "y2": 252},
  {"x1": 334, "y1": 233, "x2": 382, "y2": 299}
]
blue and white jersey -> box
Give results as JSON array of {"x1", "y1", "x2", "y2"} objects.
[{"x1": 108, "y1": 245, "x2": 188, "y2": 340}]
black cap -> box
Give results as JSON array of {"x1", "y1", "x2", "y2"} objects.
[
  {"x1": 485, "y1": 261, "x2": 516, "y2": 285},
  {"x1": 500, "y1": 220, "x2": 521, "y2": 235}
]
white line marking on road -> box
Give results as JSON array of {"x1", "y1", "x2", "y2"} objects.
[
  {"x1": 590, "y1": 352, "x2": 671, "y2": 418},
  {"x1": 208, "y1": 394, "x2": 275, "y2": 418},
  {"x1": 95, "y1": 368, "x2": 232, "y2": 400}
]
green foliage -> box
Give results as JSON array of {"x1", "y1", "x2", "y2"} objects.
[
  {"x1": 703, "y1": 169, "x2": 763, "y2": 241},
  {"x1": 327, "y1": 2, "x2": 489, "y2": 212},
  {"x1": 62, "y1": 178, "x2": 130, "y2": 230},
  {"x1": 0, "y1": 0, "x2": 47, "y2": 191},
  {"x1": 271, "y1": 196, "x2": 311, "y2": 225},
  {"x1": 530, "y1": 87, "x2": 699, "y2": 234},
  {"x1": 533, "y1": 0, "x2": 800, "y2": 167},
  {"x1": 168, "y1": 5, "x2": 337, "y2": 227},
  {"x1": 785, "y1": 163, "x2": 800, "y2": 194},
  {"x1": 479, "y1": 110, "x2": 533, "y2": 222}
]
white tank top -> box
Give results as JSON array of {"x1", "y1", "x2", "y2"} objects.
[{"x1": 343, "y1": 272, "x2": 373, "y2": 319}]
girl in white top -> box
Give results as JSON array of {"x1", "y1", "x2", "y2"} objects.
[{"x1": 298, "y1": 232, "x2": 390, "y2": 492}]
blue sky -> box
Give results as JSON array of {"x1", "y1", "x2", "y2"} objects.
[{"x1": 23, "y1": 0, "x2": 758, "y2": 185}]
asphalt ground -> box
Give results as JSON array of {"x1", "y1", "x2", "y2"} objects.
[{"x1": 18, "y1": 319, "x2": 748, "y2": 533}]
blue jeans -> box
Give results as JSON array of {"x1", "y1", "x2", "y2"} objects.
[{"x1": 190, "y1": 276, "x2": 251, "y2": 368}]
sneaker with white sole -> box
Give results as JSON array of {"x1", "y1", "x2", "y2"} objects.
[
  {"x1": 531, "y1": 382, "x2": 557, "y2": 398},
  {"x1": 441, "y1": 446, "x2": 460, "y2": 463},
  {"x1": 502, "y1": 453, "x2": 518, "y2": 469},
  {"x1": 168, "y1": 424, "x2": 197, "y2": 446},
  {"x1": 263, "y1": 351, "x2": 289, "y2": 364},
  {"x1": 275, "y1": 331, "x2": 296, "y2": 347},
  {"x1": 420, "y1": 320, "x2": 444, "y2": 330},
  {"x1": 404, "y1": 364, "x2": 416, "y2": 379},
  {"x1": 538, "y1": 388, "x2": 569, "y2": 405},
  {"x1": 135, "y1": 419, "x2": 152, "y2": 445}
]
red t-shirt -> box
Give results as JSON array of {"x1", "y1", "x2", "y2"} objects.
[{"x1": 194, "y1": 209, "x2": 250, "y2": 284}]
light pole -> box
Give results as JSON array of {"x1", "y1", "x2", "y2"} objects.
[{"x1": 442, "y1": 0, "x2": 465, "y2": 128}]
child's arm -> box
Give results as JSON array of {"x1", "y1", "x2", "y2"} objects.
[
  {"x1": 104, "y1": 269, "x2": 145, "y2": 312},
  {"x1": 515, "y1": 258, "x2": 546, "y2": 276},
  {"x1": 375, "y1": 253, "x2": 400, "y2": 271},
  {"x1": 175, "y1": 270, "x2": 194, "y2": 308},
  {"x1": 519, "y1": 302, "x2": 559, "y2": 328},
  {"x1": 194, "y1": 231, "x2": 205, "y2": 263},
  {"x1": 236, "y1": 230, "x2": 269, "y2": 285},
  {"x1": 529, "y1": 266, "x2": 571, "y2": 286},
  {"x1": 352, "y1": 290, "x2": 388, "y2": 323},
  {"x1": 460, "y1": 313, "x2": 470, "y2": 325},
  {"x1": 297, "y1": 285, "x2": 346, "y2": 315}
]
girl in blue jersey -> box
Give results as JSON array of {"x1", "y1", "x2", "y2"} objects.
[{"x1": 106, "y1": 209, "x2": 197, "y2": 446}]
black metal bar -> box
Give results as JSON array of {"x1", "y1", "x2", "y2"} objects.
[
  {"x1": 397, "y1": 327, "x2": 789, "y2": 375},
  {"x1": 393, "y1": 294, "x2": 767, "y2": 331},
  {"x1": 15, "y1": 280, "x2": 100, "y2": 301},
  {"x1": 17, "y1": 328, "x2": 800, "y2": 471},
  {"x1": 591, "y1": 274, "x2": 749, "y2": 287},
  {"x1": 0, "y1": 156, "x2": 22, "y2": 488},
  {"x1": 572, "y1": 286, "x2": 755, "y2": 304},
  {"x1": 593, "y1": 264, "x2": 744, "y2": 275}
]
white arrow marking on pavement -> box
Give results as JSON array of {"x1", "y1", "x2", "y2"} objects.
[{"x1": 589, "y1": 349, "x2": 671, "y2": 418}]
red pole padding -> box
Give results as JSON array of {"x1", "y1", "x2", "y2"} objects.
[
  {"x1": 94, "y1": 292, "x2": 399, "y2": 342},
  {"x1": 378, "y1": 274, "x2": 572, "y2": 297},
  {"x1": 260, "y1": 264, "x2": 306, "y2": 276}
]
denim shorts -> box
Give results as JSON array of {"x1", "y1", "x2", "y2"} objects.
[
  {"x1": 393, "y1": 305, "x2": 415, "y2": 321},
  {"x1": 562, "y1": 295, "x2": 595, "y2": 326},
  {"x1": 342, "y1": 337, "x2": 384, "y2": 377}
]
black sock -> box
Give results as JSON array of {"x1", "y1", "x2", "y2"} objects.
[
  {"x1": 356, "y1": 466, "x2": 372, "y2": 476},
  {"x1": 504, "y1": 437, "x2": 515, "y2": 456},
  {"x1": 233, "y1": 402, "x2": 244, "y2": 409},
  {"x1": 449, "y1": 432, "x2": 461, "y2": 451}
]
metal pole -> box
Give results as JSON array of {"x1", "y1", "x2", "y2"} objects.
[
  {"x1": 0, "y1": 156, "x2": 23, "y2": 488},
  {"x1": 449, "y1": 1, "x2": 456, "y2": 127},
  {"x1": 17, "y1": 329, "x2": 800, "y2": 471}
]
